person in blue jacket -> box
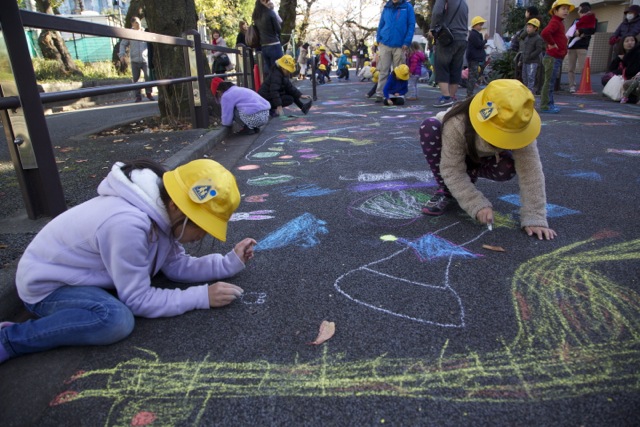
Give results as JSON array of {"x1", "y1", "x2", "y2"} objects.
[
  {"x1": 383, "y1": 64, "x2": 410, "y2": 105},
  {"x1": 336, "y1": 50, "x2": 352, "y2": 80},
  {"x1": 374, "y1": 0, "x2": 415, "y2": 102}
]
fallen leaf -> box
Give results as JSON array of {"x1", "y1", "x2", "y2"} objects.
[
  {"x1": 0, "y1": 244, "x2": 8, "y2": 249},
  {"x1": 113, "y1": 139, "x2": 124, "y2": 143},
  {"x1": 482, "y1": 244, "x2": 506, "y2": 252},
  {"x1": 75, "y1": 159, "x2": 88, "y2": 163},
  {"x1": 307, "y1": 320, "x2": 335, "y2": 345}
]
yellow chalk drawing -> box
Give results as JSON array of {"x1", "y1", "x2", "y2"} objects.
[{"x1": 56, "y1": 238, "x2": 640, "y2": 424}]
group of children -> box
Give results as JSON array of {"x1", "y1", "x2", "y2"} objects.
[
  {"x1": 2, "y1": 6, "x2": 576, "y2": 367},
  {"x1": 212, "y1": 54, "x2": 313, "y2": 135}
]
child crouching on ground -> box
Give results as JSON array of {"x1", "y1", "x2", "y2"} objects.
[
  {"x1": 258, "y1": 55, "x2": 313, "y2": 117},
  {"x1": 358, "y1": 61, "x2": 373, "y2": 81},
  {"x1": 211, "y1": 78, "x2": 270, "y2": 135},
  {"x1": 365, "y1": 67, "x2": 379, "y2": 98},
  {"x1": 419, "y1": 79, "x2": 557, "y2": 240},
  {"x1": 383, "y1": 64, "x2": 410, "y2": 106}
]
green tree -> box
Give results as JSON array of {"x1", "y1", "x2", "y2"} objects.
[
  {"x1": 195, "y1": 0, "x2": 254, "y2": 46},
  {"x1": 34, "y1": 0, "x2": 82, "y2": 76}
]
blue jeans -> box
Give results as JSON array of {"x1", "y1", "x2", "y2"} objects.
[
  {"x1": 0, "y1": 286, "x2": 134, "y2": 359},
  {"x1": 261, "y1": 43, "x2": 284, "y2": 75},
  {"x1": 541, "y1": 55, "x2": 562, "y2": 109}
]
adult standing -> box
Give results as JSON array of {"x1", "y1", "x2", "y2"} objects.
[
  {"x1": 211, "y1": 29, "x2": 230, "y2": 77},
  {"x1": 430, "y1": 0, "x2": 469, "y2": 107},
  {"x1": 252, "y1": 0, "x2": 283, "y2": 77},
  {"x1": 355, "y1": 39, "x2": 369, "y2": 75},
  {"x1": 118, "y1": 16, "x2": 154, "y2": 102},
  {"x1": 609, "y1": 5, "x2": 640, "y2": 56},
  {"x1": 375, "y1": 0, "x2": 416, "y2": 103},
  {"x1": 236, "y1": 21, "x2": 248, "y2": 46},
  {"x1": 567, "y1": 2, "x2": 597, "y2": 93},
  {"x1": 297, "y1": 42, "x2": 310, "y2": 80}
]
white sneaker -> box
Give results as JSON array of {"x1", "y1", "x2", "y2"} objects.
[{"x1": 569, "y1": 86, "x2": 576, "y2": 93}]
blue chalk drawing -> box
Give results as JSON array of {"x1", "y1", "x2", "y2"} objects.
[
  {"x1": 255, "y1": 213, "x2": 328, "y2": 251},
  {"x1": 499, "y1": 194, "x2": 580, "y2": 218},
  {"x1": 398, "y1": 235, "x2": 479, "y2": 262},
  {"x1": 564, "y1": 171, "x2": 602, "y2": 181},
  {"x1": 281, "y1": 184, "x2": 338, "y2": 197},
  {"x1": 554, "y1": 152, "x2": 581, "y2": 161}
]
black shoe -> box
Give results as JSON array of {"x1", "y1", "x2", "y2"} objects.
[
  {"x1": 301, "y1": 99, "x2": 312, "y2": 115},
  {"x1": 236, "y1": 126, "x2": 256, "y2": 135},
  {"x1": 375, "y1": 96, "x2": 383, "y2": 103}
]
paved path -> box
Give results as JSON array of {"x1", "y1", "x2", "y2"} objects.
[{"x1": 1, "y1": 76, "x2": 639, "y2": 426}]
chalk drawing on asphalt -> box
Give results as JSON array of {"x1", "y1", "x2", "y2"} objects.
[
  {"x1": 334, "y1": 223, "x2": 485, "y2": 327},
  {"x1": 255, "y1": 213, "x2": 328, "y2": 251},
  {"x1": 499, "y1": 194, "x2": 580, "y2": 218},
  {"x1": 230, "y1": 210, "x2": 275, "y2": 221},
  {"x1": 563, "y1": 170, "x2": 603, "y2": 181}
]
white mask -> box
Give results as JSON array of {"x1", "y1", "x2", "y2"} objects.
[{"x1": 627, "y1": 13, "x2": 635, "y2": 21}]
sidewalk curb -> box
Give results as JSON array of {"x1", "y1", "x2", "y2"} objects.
[{"x1": 0, "y1": 126, "x2": 230, "y2": 321}]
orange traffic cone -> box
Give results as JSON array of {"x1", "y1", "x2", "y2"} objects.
[{"x1": 576, "y1": 56, "x2": 594, "y2": 95}]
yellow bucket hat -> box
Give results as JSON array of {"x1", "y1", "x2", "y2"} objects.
[
  {"x1": 527, "y1": 18, "x2": 541, "y2": 28},
  {"x1": 344, "y1": 49, "x2": 350, "y2": 55},
  {"x1": 471, "y1": 16, "x2": 487, "y2": 27},
  {"x1": 394, "y1": 64, "x2": 410, "y2": 81},
  {"x1": 276, "y1": 55, "x2": 296, "y2": 73},
  {"x1": 163, "y1": 159, "x2": 240, "y2": 241},
  {"x1": 469, "y1": 79, "x2": 541, "y2": 150},
  {"x1": 318, "y1": 64, "x2": 326, "y2": 70},
  {"x1": 549, "y1": 0, "x2": 575, "y2": 15}
]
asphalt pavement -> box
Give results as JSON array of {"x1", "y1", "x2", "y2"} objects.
[{"x1": 1, "y1": 72, "x2": 639, "y2": 426}]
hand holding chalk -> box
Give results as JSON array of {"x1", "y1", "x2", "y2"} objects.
[
  {"x1": 208, "y1": 282, "x2": 244, "y2": 307},
  {"x1": 234, "y1": 238, "x2": 257, "y2": 263}
]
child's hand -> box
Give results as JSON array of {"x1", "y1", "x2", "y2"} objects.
[
  {"x1": 524, "y1": 226, "x2": 557, "y2": 240},
  {"x1": 276, "y1": 106, "x2": 284, "y2": 116},
  {"x1": 208, "y1": 282, "x2": 243, "y2": 307},
  {"x1": 476, "y1": 207, "x2": 493, "y2": 225},
  {"x1": 234, "y1": 238, "x2": 257, "y2": 263}
]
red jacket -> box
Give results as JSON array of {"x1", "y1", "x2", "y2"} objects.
[{"x1": 541, "y1": 15, "x2": 568, "y2": 59}]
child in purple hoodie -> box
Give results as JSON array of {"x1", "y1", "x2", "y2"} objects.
[
  {"x1": 211, "y1": 77, "x2": 271, "y2": 135},
  {"x1": 0, "y1": 159, "x2": 256, "y2": 364}
]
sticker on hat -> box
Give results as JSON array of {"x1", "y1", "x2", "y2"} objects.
[
  {"x1": 477, "y1": 101, "x2": 498, "y2": 122},
  {"x1": 189, "y1": 178, "x2": 218, "y2": 203}
]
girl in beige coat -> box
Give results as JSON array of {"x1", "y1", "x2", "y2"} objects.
[{"x1": 419, "y1": 79, "x2": 557, "y2": 240}]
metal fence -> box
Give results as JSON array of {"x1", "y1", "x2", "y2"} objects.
[{"x1": 0, "y1": 2, "x2": 259, "y2": 219}]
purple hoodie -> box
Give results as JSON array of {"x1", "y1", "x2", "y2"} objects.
[
  {"x1": 15, "y1": 163, "x2": 245, "y2": 318},
  {"x1": 220, "y1": 85, "x2": 270, "y2": 127}
]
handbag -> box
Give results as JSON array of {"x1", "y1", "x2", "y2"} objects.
[
  {"x1": 434, "y1": 0, "x2": 462, "y2": 47},
  {"x1": 602, "y1": 75, "x2": 624, "y2": 101},
  {"x1": 435, "y1": 26, "x2": 454, "y2": 46},
  {"x1": 246, "y1": 23, "x2": 261, "y2": 49}
]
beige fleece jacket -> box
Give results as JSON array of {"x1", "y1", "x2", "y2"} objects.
[{"x1": 437, "y1": 112, "x2": 549, "y2": 228}]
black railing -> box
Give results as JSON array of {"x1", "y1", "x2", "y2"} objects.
[{"x1": 0, "y1": 3, "x2": 259, "y2": 219}]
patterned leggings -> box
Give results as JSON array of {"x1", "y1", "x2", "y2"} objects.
[{"x1": 419, "y1": 118, "x2": 516, "y2": 195}]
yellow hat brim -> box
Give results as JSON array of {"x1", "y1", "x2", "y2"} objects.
[{"x1": 469, "y1": 88, "x2": 541, "y2": 150}]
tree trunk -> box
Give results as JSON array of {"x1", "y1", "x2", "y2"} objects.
[
  {"x1": 278, "y1": 0, "x2": 297, "y2": 47},
  {"x1": 34, "y1": 0, "x2": 82, "y2": 76},
  {"x1": 143, "y1": 0, "x2": 198, "y2": 122}
]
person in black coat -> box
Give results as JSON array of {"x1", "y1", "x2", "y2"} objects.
[{"x1": 258, "y1": 55, "x2": 312, "y2": 117}]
